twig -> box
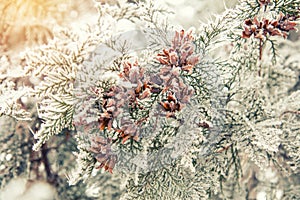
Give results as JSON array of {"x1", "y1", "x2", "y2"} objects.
[
  {"x1": 258, "y1": 38, "x2": 263, "y2": 77},
  {"x1": 41, "y1": 143, "x2": 54, "y2": 183},
  {"x1": 280, "y1": 110, "x2": 300, "y2": 117}
]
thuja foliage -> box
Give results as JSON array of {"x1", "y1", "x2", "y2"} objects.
[{"x1": 0, "y1": 0, "x2": 300, "y2": 199}]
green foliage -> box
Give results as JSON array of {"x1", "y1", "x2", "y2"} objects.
[{"x1": 1, "y1": 0, "x2": 300, "y2": 199}]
